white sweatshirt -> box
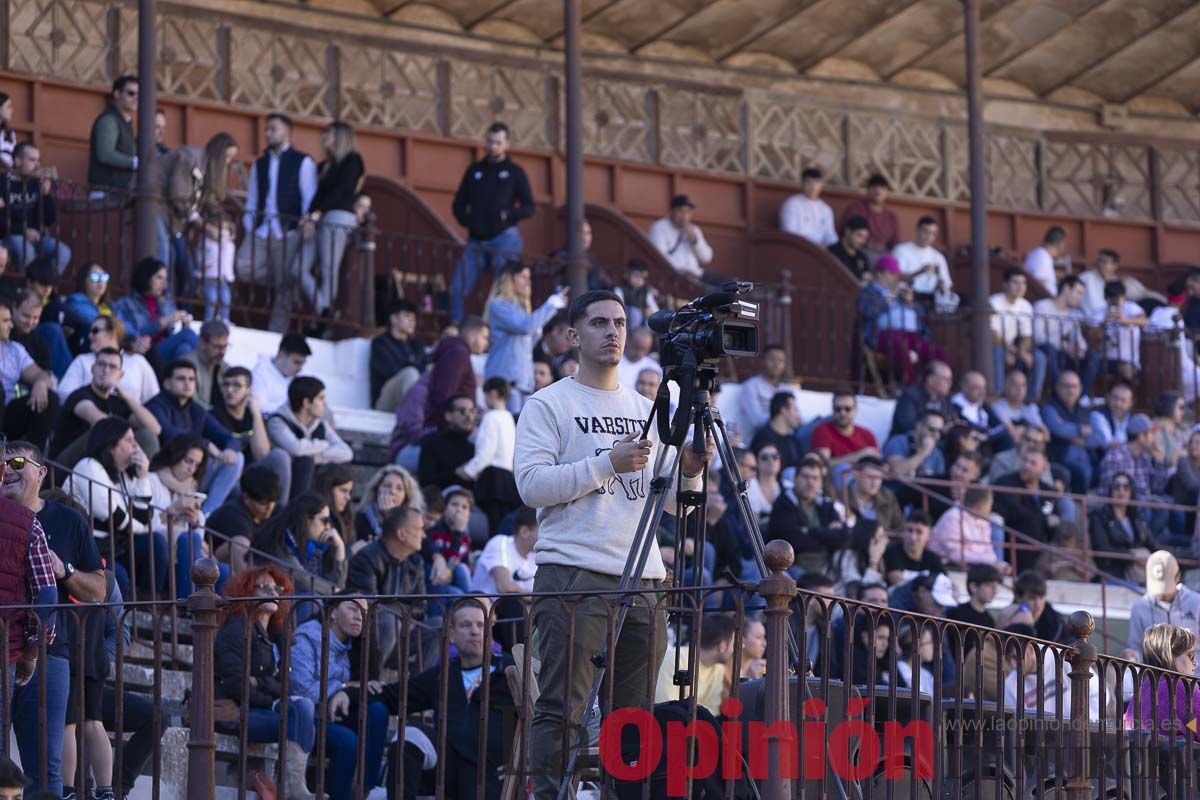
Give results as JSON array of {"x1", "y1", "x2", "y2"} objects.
[
  {"x1": 460, "y1": 407, "x2": 516, "y2": 479},
  {"x1": 514, "y1": 377, "x2": 699, "y2": 578}
]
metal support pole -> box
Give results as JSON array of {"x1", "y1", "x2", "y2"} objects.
[
  {"x1": 964, "y1": 0, "x2": 991, "y2": 378},
  {"x1": 134, "y1": 0, "x2": 158, "y2": 262},
  {"x1": 757, "y1": 540, "x2": 797, "y2": 800},
  {"x1": 186, "y1": 559, "x2": 220, "y2": 800},
  {"x1": 563, "y1": 0, "x2": 587, "y2": 297}
]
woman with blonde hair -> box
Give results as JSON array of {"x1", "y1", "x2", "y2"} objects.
[
  {"x1": 483, "y1": 261, "x2": 568, "y2": 411},
  {"x1": 195, "y1": 132, "x2": 240, "y2": 321},
  {"x1": 353, "y1": 464, "x2": 423, "y2": 547},
  {"x1": 1125, "y1": 623, "x2": 1200, "y2": 740},
  {"x1": 300, "y1": 121, "x2": 365, "y2": 326}
]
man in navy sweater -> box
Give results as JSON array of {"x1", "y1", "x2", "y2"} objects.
[
  {"x1": 146, "y1": 359, "x2": 244, "y2": 514},
  {"x1": 447, "y1": 121, "x2": 535, "y2": 322}
]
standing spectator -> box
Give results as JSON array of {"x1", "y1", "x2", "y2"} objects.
[
  {"x1": 748, "y1": 391, "x2": 803, "y2": 470},
  {"x1": 648, "y1": 195, "x2": 713, "y2": 280},
  {"x1": 251, "y1": 493, "x2": 346, "y2": 591},
  {"x1": 180, "y1": 319, "x2": 230, "y2": 409},
  {"x1": 418, "y1": 394, "x2": 476, "y2": 490},
  {"x1": 1125, "y1": 551, "x2": 1200, "y2": 672},
  {"x1": 883, "y1": 510, "x2": 944, "y2": 585},
  {"x1": 1089, "y1": 381, "x2": 1135, "y2": 452},
  {"x1": 779, "y1": 167, "x2": 837, "y2": 246},
  {"x1": 1100, "y1": 280, "x2": 1147, "y2": 381},
  {"x1": 370, "y1": 300, "x2": 428, "y2": 411},
  {"x1": 612, "y1": 259, "x2": 659, "y2": 329},
  {"x1": 153, "y1": 109, "x2": 168, "y2": 156},
  {"x1": 251, "y1": 332, "x2": 312, "y2": 414},
  {"x1": 112, "y1": 257, "x2": 199, "y2": 367},
  {"x1": 0, "y1": 93, "x2": 16, "y2": 169},
  {"x1": 457, "y1": 377, "x2": 518, "y2": 531},
  {"x1": 206, "y1": 465, "x2": 280, "y2": 574},
  {"x1": 992, "y1": 448, "x2": 1060, "y2": 573},
  {"x1": 1023, "y1": 226, "x2": 1068, "y2": 297},
  {"x1": 1089, "y1": 472, "x2": 1154, "y2": 581},
  {"x1": 193, "y1": 133, "x2": 240, "y2": 322},
  {"x1": 87, "y1": 76, "x2": 138, "y2": 194},
  {"x1": 889, "y1": 359, "x2": 954, "y2": 438},
  {"x1": 1079, "y1": 249, "x2": 1165, "y2": 324},
  {"x1": 891, "y1": 216, "x2": 952, "y2": 304},
  {"x1": 3, "y1": 442, "x2": 103, "y2": 797},
  {"x1": 1041, "y1": 370, "x2": 1093, "y2": 493},
  {"x1": 424, "y1": 316, "x2": 489, "y2": 431},
  {"x1": 989, "y1": 268, "x2": 1034, "y2": 391},
  {"x1": 298, "y1": 122, "x2": 365, "y2": 326},
  {"x1": 62, "y1": 265, "x2": 114, "y2": 354},
  {"x1": 448, "y1": 122, "x2": 534, "y2": 323},
  {"x1": 354, "y1": 466, "x2": 422, "y2": 547},
  {"x1": 289, "y1": 594, "x2": 389, "y2": 800},
  {"x1": 827, "y1": 215, "x2": 870, "y2": 279},
  {"x1": 483, "y1": 262, "x2": 568, "y2": 411},
  {"x1": 738, "y1": 344, "x2": 789, "y2": 434},
  {"x1": 1030, "y1": 275, "x2": 1092, "y2": 401},
  {"x1": 1, "y1": 143, "x2": 70, "y2": 274},
  {"x1": 156, "y1": 132, "x2": 207, "y2": 292},
  {"x1": 238, "y1": 114, "x2": 317, "y2": 333},
  {"x1": 766, "y1": 458, "x2": 847, "y2": 574},
  {"x1": 266, "y1": 376, "x2": 352, "y2": 498},
  {"x1": 214, "y1": 566, "x2": 317, "y2": 800},
  {"x1": 1097, "y1": 413, "x2": 1168, "y2": 499},
  {"x1": 616, "y1": 326, "x2": 661, "y2": 393},
  {"x1": 0, "y1": 300, "x2": 57, "y2": 447},
  {"x1": 841, "y1": 173, "x2": 900, "y2": 253},
  {"x1": 145, "y1": 359, "x2": 245, "y2": 514},
  {"x1": 211, "y1": 366, "x2": 293, "y2": 503}
]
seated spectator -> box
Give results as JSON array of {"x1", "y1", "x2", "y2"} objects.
[
  {"x1": 780, "y1": 167, "x2": 836, "y2": 246},
  {"x1": 612, "y1": 259, "x2": 659, "y2": 329},
  {"x1": 17, "y1": 268, "x2": 72, "y2": 378},
  {"x1": 180, "y1": 319, "x2": 230, "y2": 409},
  {"x1": 891, "y1": 216, "x2": 952, "y2": 304},
  {"x1": 1172, "y1": 429, "x2": 1200, "y2": 513},
  {"x1": 146, "y1": 359, "x2": 244, "y2": 514},
  {"x1": 484, "y1": 262, "x2": 568, "y2": 411},
  {"x1": 532, "y1": 360, "x2": 553, "y2": 394},
  {"x1": 214, "y1": 566, "x2": 317, "y2": 800},
  {"x1": 0, "y1": 299, "x2": 58, "y2": 447},
  {"x1": 457, "y1": 377, "x2": 518, "y2": 531},
  {"x1": 1098, "y1": 413, "x2": 1168, "y2": 507},
  {"x1": 883, "y1": 510, "x2": 944, "y2": 586},
  {"x1": 1125, "y1": 623, "x2": 1200, "y2": 741},
  {"x1": 766, "y1": 458, "x2": 847, "y2": 574},
  {"x1": 548, "y1": 218, "x2": 604, "y2": 290},
  {"x1": 747, "y1": 442, "x2": 783, "y2": 530},
  {"x1": 989, "y1": 268, "x2": 1034, "y2": 391},
  {"x1": 50, "y1": 346, "x2": 161, "y2": 466},
  {"x1": 947, "y1": 563, "x2": 1000, "y2": 629},
  {"x1": 266, "y1": 376, "x2": 352, "y2": 498},
  {"x1": 889, "y1": 359, "x2": 954, "y2": 438},
  {"x1": 1011, "y1": 570, "x2": 1070, "y2": 645},
  {"x1": 648, "y1": 194, "x2": 713, "y2": 279},
  {"x1": 353, "y1": 465, "x2": 423, "y2": 548},
  {"x1": 424, "y1": 486, "x2": 474, "y2": 594},
  {"x1": 991, "y1": 370, "x2": 1045, "y2": 442},
  {"x1": 1100, "y1": 279, "x2": 1147, "y2": 382},
  {"x1": 738, "y1": 344, "x2": 789, "y2": 434},
  {"x1": 289, "y1": 594, "x2": 389, "y2": 800},
  {"x1": 532, "y1": 310, "x2": 572, "y2": 367},
  {"x1": 950, "y1": 370, "x2": 1009, "y2": 451},
  {"x1": 740, "y1": 616, "x2": 767, "y2": 681},
  {"x1": 870, "y1": 269, "x2": 945, "y2": 385},
  {"x1": 749, "y1": 391, "x2": 803, "y2": 471},
  {"x1": 1041, "y1": 370, "x2": 1093, "y2": 494},
  {"x1": 1089, "y1": 381, "x2": 1134, "y2": 452},
  {"x1": 313, "y1": 463, "x2": 356, "y2": 544},
  {"x1": 251, "y1": 332, "x2": 311, "y2": 414},
  {"x1": 992, "y1": 447, "x2": 1060, "y2": 573},
  {"x1": 206, "y1": 465, "x2": 280, "y2": 574},
  {"x1": 370, "y1": 300, "x2": 429, "y2": 412},
  {"x1": 112, "y1": 257, "x2": 198, "y2": 367},
  {"x1": 841, "y1": 173, "x2": 899, "y2": 254},
  {"x1": 616, "y1": 326, "x2": 661, "y2": 393},
  {"x1": 655, "y1": 612, "x2": 740, "y2": 715},
  {"x1": 146, "y1": 435, "x2": 222, "y2": 597},
  {"x1": 211, "y1": 366, "x2": 292, "y2": 502},
  {"x1": 827, "y1": 522, "x2": 887, "y2": 596},
  {"x1": 1125, "y1": 551, "x2": 1200, "y2": 670},
  {"x1": 1089, "y1": 471, "x2": 1153, "y2": 582},
  {"x1": 0, "y1": 142, "x2": 71, "y2": 274},
  {"x1": 1002, "y1": 623, "x2": 1070, "y2": 715},
  {"x1": 884, "y1": 409, "x2": 946, "y2": 481},
  {"x1": 929, "y1": 487, "x2": 1007, "y2": 571},
  {"x1": 843, "y1": 456, "x2": 902, "y2": 534},
  {"x1": 345, "y1": 506, "x2": 427, "y2": 667},
  {"x1": 810, "y1": 392, "x2": 880, "y2": 472},
  {"x1": 1031, "y1": 275, "x2": 1093, "y2": 401},
  {"x1": 417, "y1": 394, "x2": 476, "y2": 490},
  {"x1": 62, "y1": 263, "x2": 113, "y2": 354},
  {"x1": 850, "y1": 611, "x2": 893, "y2": 686},
  {"x1": 251, "y1": 492, "x2": 346, "y2": 592},
  {"x1": 827, "y1": 215, "x2": 870, "y2": 279},
  {"x1": 424, "y1": 315, "x2": 489, "y2": 432},
  {"x1": 895, "y1": 625, "x2": 937, "y2": 692},
  {"x1": 932, "y1": 450, "x2": 984, "y2": 520},
  {"x1": 634, "y1": 367, "x2": 661, "y2": 401},
  {"x1": 1023, "y1": 225, "x2": 1068, "y2": 296},
  {"x1": 67, "y1": 417, "x2": 162, "y2": 599},
  {"x1": 1080, "y1": 248, "x2": 1165, "y2": 324},
  {"x1": 824, "y1": 580, "x2": 888, "y2": 679},
  {"x1": 470, "y1": 504, "x2": 538, "y2": 650},
  {"x1": 384, "y1": 598, "x2": 514, "y2": 800},
  {"x1": 58, "y1": 313, "x2": 159, "y2": 404},
  {"x1": 1152, "y1": 391, "x2": 1188, "y2": 472}
]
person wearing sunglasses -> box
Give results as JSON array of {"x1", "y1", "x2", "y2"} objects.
[
  {"x1": 1089, "y1": 471, "x2": 1154, "y2": 582},
  {"x1": 250, "y1": 492, "x2": 346, "y2": 593},
  {"x1": 62, "y1": 263, "x2": 113, "y2": 350},
  {"x1": 57, "y1": 312, "x2": 160, "y2": 406},
  {"x1": 88, "y1": 75, "x2": 138, "y2": 194},
  {"x1": 883, "y1": 408, "x2": 947, "y2": 481}
]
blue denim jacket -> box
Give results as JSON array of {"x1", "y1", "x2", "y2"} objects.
[
  {"x1": 290, "y1": 618, "x2": 352, "y2": 703},
  {"x1": 112, "y1": 293, "x2": 180, "y2": 340},
  {"x1": 483, "y1": 296, "x2": 563, "y2": 393}
]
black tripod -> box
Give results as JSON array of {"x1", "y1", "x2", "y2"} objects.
[{"x1": 554, "y1": 351, "x2": 842, "y2": 799}]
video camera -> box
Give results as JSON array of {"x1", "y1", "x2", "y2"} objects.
[{"x1": 646, "y1": 281, "x2": 760, "y2": 370}]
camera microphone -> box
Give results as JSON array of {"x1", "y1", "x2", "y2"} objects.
[{"x1": 693, "y1": 290, "x2": 738, "y2": 311}]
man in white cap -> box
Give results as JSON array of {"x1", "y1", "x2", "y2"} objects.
[{"x1": 1126, "y1": 550, "x2": 1200, "y2": 673}]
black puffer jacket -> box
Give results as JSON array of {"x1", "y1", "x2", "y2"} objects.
[{"x1": 214, "y1": 614, "x2": 281, "y2": 707}]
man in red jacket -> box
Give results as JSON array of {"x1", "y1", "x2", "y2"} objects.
[{"x1": 423, "y1": 315, "x2": 490, "y2": 430}]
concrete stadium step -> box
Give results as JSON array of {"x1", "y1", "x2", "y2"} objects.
[
  {"x1": 132, "y1": 609, "x2": 193, "y2": 642},
  {"x1": 127, "y1": 638, "x2": 193, "y2": 668},
  {"x1": 119, "y1": 661, "x2": 190, "y2": 702},
  {"x1": 160, "y1": 727, "x2": 279, "y2": 800}
]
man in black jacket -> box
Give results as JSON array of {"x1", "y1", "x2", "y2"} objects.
[
  {"x1": 447, "y1": 121, "x2": 534, "y2": 322},
  {"x1": 766, "y1": 458, "x2": 848, "y2": 575},
  {"x1": 992, "y1": 447, "x2": 1059, "y2": 573},
  {"x1": 1, "y1": 143, "x2": 70, "y2": 274},
  {"x1": 383, "y1": 597, "x2": 514, "y2": 800},
  {"x1": 345, "y1": 506, "x2": 427, "y2": 665},
  {"x1": 370, "y1": 299, "x2": 429, "y2": 411},
  {"x1": 889, "y1": 359, "x2": 954, "y2": 438}
]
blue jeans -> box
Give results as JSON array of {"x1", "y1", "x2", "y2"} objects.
[
  {"x1": 203, "y1": 279, "x2": 232, "y2": 322},
  {"x1": 324, "y1": 700, "x2": 389, "y2": 800},
  {"x1": 36, "y1": 321, "x2": 73, "y2": 378},
  {"x1": 424, "y1": 562, "x2": 470, "y2": 617},
  {"x1": 13, "y1": 653, "x2": 68, "y2": 794},
  {"x1": 1056, "y1": 445, "x2": 1093, "y2": 495},
  {"x1": 6, "y1": 233, "x2": 71, "y2": 274},
  {"x1": 201, "y1": 451, "x2": 245, "y2": 515},
  {"x1": 1031, "y1": 345, "x2": 1102, "y2": 402},
  {"x1": 448, "y1": 227, "x2": 523, "y2": 322},
  {"x1": 154, "y1": 327, "x2": 199, "y2": 363},
  {"x1": 116, "y1": 531, "x2": 169, "y2": 600},
  {"x1": 219, "y1": 697, "x2": 317, "y2": 752},
  {"x1": 175, "y1": 530, "x2": 230, "y2": 598}
]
